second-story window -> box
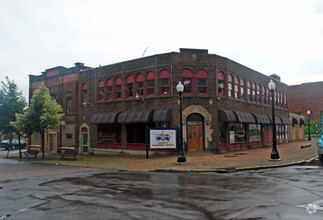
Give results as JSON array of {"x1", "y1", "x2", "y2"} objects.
[
  {"x1": 257, "y1": 84, "x2": 261, "y2": 103},
  {"x1": 115, "y1": 77, "x2": 122, "y2": 100},
  {"x1": 234, "y1": 76, "x2": 239, "y2": 99},
  {"x1": 181, "y1": 69, "x2": 193, "y2": 94},
  {"x1": 81, "y1": 83, "x2": 87, "y2": 104},
  {"x1": 262, "y1": 86, "x2": 267, "y2": 105},
  {"x1": 240, "y1": 79, "x2": 245, "y2": 100},
  {"x1": 126, "y1": 75, "x2": 134, "y2": 98},
  {"x1": 136, "y1": 73, "x2": 144, "y2": 96},
  {"x1": 159, "y1": 70, "x2": 170, "y2": 95},
  {"x1": 228, "y1": 74, "x2": 233, "y2": 98},
  {"x1": 197, "y1": 69, "x2": 208, "y2": 95},
  {"x1": 252, "y1": 83, "x2": 256, "y2": 102},
  {"x1": 66, "y1": 92, "x2": 72, "y2": 113},
  {"x1": 146, "y1": 71, "x2": 154, "y2": 96},
  {"x1": 218, "y1": 72, "x2": 225, "y2": 96},
  {"x1": 97, "y1": 80, "x2": 104, "y2": 101},
  {"x1": 106, "y1": 79, "x2": 113, "y2": 100}
]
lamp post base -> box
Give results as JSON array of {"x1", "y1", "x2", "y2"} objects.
[
  {"x1": 270, "y1": 151, "x2": 280, "y2": 160},
  {"x1": 177, "y1": 153, "x2": 186, "y2": 163}
]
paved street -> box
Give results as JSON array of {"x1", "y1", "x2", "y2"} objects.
[{"x1": 0, "y1": 158, "x2": 322, "y2": 220}]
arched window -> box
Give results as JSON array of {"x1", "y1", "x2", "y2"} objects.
[
  {"x1": 284, "y1": 94, "x2": 287, "y2": 108},
  {"x1": 81, "y1": 83, "x2": 87, "y2": 104},
  {"x1": 181, "y1": 69, "x2": 193, "y2": 94},
  {"x1": 234, "y1": 76, "x2": 239, "y2": 99},
  {"x1": 240, "y1": 79, "x2": 245, "y2": 100},
  {"x1": 218, "y1": 72, "x2": 225, "y2": 96},
  {"x1": 252, "y1": 83, "x2": 256, "y2": 102},
  {"x1": 106, "y1": 79, "x2": 113, "y2": 100},
  {"x1": 97, "y1": 80, "x2": 104, "y2": 102},
  {"x1": 136, "y1": 73, "x2": 144, "y2": 96},
  {"x1": 262, "y1": 86, "x2": 267, "y2": 105},
  {"x1": 126, "y1": 75, "x2": 134, "y2": 98},
  {"x1": 267, "y1": 88, "x2": 270, "y2": 105},
  {"x1": 228, "y1": 74, "x2": 233, "y2": 98},
  {"x1": 257, "y1": 84, "x2": 261, "y2": 103},
  {"x1": 197, "y1": 69, "x2": 208, "y2": 95},
  {"x1": 159, "y1": 70, "x2": 170, "y2": 95},
  {"x1": 146, "y1": 71, "x2": 154, "y2": 96},
  {"x1": 247, "y1": 81, "x2": 252, "y2": 102},
  {"x1": 114, "y1": 77, "x2": 122, "y2": 100},
  {"x1": 275, "y1": 91, "x2": 277, "y2": 106}
]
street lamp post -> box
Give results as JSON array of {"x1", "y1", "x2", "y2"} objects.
[
  {"x1": 268, "y1": 79, "x2": 280, "y2": 160},
  {"x1": 307, "y1": 110, "x2": 311, "y2": 140},
  {"x1": 176, "y1": 81, "x2": 186, "y2": 163}
]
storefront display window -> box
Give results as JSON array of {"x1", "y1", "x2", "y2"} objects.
[
  {"x1": 249, "y1": 124, "x2": 261, "y2": 142},
  {"x1": 98, "y1": 124, "x2": 121, "y2": 143},
  {"x1": 219, "y1": 123, "x2": 226, "y2": 143},
  {"x1": 229, "y1": 123, "x2": 246, "y2": 143}
]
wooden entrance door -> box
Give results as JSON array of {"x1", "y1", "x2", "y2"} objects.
[{"x1": 187, "y1": 125, "x2": 203, "y2": 151}]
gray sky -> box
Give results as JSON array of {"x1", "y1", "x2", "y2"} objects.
[{"x1": 1, "y1": 0, "x2": 322, "y2": 99}]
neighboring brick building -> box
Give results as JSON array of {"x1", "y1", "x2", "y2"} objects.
[
  {"x1": 29, "y1": 62, "x2": 90, "y2": 152},
  {"x1": 77, "y1": 48, "x2": 291, "y2": 154},
  {"x1": 288, "y1": 81, "x2": 323, "y2": 121}
]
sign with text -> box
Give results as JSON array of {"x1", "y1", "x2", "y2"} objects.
[{"x1": 149, "y1": 129, "x2": 177, "y2": 149}]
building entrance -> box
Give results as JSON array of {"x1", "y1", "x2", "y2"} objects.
[{"x1": 186, "y1": 113, "x2": 204, "y2": 151}]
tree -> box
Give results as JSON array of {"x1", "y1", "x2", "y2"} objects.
[
  {"x1": 0, "y1": 76, "x2": 26, "y2": 158},
  {"x1": 14, "y1": 83, "x2": 63, "y2": 159}
]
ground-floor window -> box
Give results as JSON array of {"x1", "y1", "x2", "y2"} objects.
[
  {"x1": 127, "y1": 123, "x2": 154, "y2": 144},
  {"x1": 276, "y1": 125, "x2": 285, "y2": 139},
  {"x1": 98, "y1": 124, "x2": 121, "y2": 143},
  {"x1": 249, "y1": 124, "x2": 262, "y2": 142},
  {"x1": 219, "y1": 122, "x2": 226, "y2": 143},
  {"x1": 229, "y1": 123, "x2": 246, "y2": 143}
]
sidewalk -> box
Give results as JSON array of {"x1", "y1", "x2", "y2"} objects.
[{"x1": 4, "y1": 140, "x2": 319, "y2": 172}]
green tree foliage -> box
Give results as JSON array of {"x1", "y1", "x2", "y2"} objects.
[
  {"x1": 0, "y1": 77, "x2": 26, "y2": 157},
  {"x1": 14, "y1": 83, "x2": 64, "y2": 158}
]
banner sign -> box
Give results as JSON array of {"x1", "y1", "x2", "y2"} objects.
[{"x1": 149, "y1": 129, "x2": 177, "y2": 149}]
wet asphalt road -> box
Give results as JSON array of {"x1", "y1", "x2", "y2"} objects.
[{"x1": 0, "y1": 158, "x2": 322, "y2": 220}]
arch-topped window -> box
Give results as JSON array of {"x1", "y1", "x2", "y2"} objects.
[
  {"x1": 257, "y1": 84, "x2": 261, "y2": 103},
  {"x1": 81, "y1": 83, "x2": 87, "y2": 104},
  {"x1": 252, "y1": 83, "x2": 256, "y2": 102},
  {"x1": 114, "y1": 77, "x2": 122, "y2": 100},
  {"x1": 126, "y1": 75, "x2": 134, "y2": 98},
  {"x1": 146, "y1": 71, "x2": 154, "y2": 96},
  {"x1": 106, "y1": 79, "x2": 113, "y2": 100},
  {"x1": 196, "y1": 69, "x2": 208, "y2": 95},
  {"x1": 262, "y1": 86, "x2": 267, "y2": 105},
  {"x1": 159, "y1": 70, "x2": 170, "y2": 95},
  {"x1": 97, "y1": 80, "x2": 104, "y2": 102},
  {"x1": 234, "y1": 76, "x2": 239, "y2": 99},
  {"x1": 228, "y1": 74, "x2": 233, "y2": 98},
  {"x1": 136, "y1": 73, "x2": 144, "y2": 97},
  {"x1": 181, "y1": 69, "x2": 193, "y2": 94},
  {"x1": 240, "y1": 79, "x2": 245, "y2": 100},
  {"x1": 218, "y1": 72, "x2": 225, "y2": 96},
  {"x1": 247, "y1": 81, "x2": 252, "y2": 102},
  {"x1": 267, "y1": 88, "x2": 270, "y2": 105}
]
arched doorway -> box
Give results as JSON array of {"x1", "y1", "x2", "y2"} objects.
[
  {"x1": 186, "y1": 113, "x2": 204, "y2": 151},
  {"x1": 81, "y1": 127, "x2": 88, "y2": 153}
]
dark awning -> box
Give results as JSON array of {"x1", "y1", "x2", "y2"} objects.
[
  {"x1": 291, "y1": 117, "x2": 298, "y2": 127},
  {"x1": 117, "y1": 110, "x2": 154, "y2": 123},
  {"x1": 90, "y1": 112, "x2": 120, "y2": 124},
  {"x1": 218, "y1": 109, "x2": 236, "y2": 123},
  {"x1": 279, "y1": 116, "x2": 291, "y2": 125},
  {"x1": 252, "y1": 113, "x2": 271, "y2": 124},
  {"x1": 153, "y1": 109, "x2": 171, "y2": 122},
  {"x1": 234, "y1": 111, "x2": 256, "y2": 124},
  {"x1": 300, "y1": 118, "x2": 305, "y2": 127}
]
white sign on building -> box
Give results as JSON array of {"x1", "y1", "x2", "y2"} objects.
[{"x1": 149, "y1": 129, "x2": 177, "y2": 149}]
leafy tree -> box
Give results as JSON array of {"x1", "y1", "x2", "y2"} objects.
[
  {"x1": 0, "y1": 76, "x2": 26, "y2": 158},
  {"x1": 14, "y1": 83, "x2": 64, "y2": 159}
]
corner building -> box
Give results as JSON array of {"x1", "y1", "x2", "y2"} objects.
[{"x1": 78, "y1": 48, "x2": 290, "y2": 153}]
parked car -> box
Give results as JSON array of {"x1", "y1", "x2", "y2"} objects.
[{"x1": 0, "y1": 139, "x2": 27, "y2": 150}]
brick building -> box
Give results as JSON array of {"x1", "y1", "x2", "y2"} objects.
[
  {"x1": 29, "y1": 62, "x2": 90, "y2": 152},
  {"x1": 288, "y1": 81, "x2": 323, "y2": 121},
  {"x1": 77, "y1": 48, "x2": 291, "y2": 154}
]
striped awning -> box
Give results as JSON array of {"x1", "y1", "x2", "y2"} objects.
[
  {"x1": 218, "y1": 109, "x2": 237, "y2": 123},
  {"x1": 252, "y1": 113, "x2": 271, "y2": 124},
  {"x1": 90, "y1": 112, "x2": 120, "y2": 124},
  {"x1": 153, "y1": 109, "x2": 171, "y2": 122},
  {"x1": 117, "y1": 110, "x2": 154, "y2": 123},
  {"x1": 234, "y1": 111, "x2": 256, "y2": 124}
]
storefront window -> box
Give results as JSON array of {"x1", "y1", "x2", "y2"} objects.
[
  {"x1": 229, "y1": 123, "x2": 246, "y2": 143},
  {"x1": 219, "y1": 123, "x2": 226, "y2": 143},
  {"x1": 98, "y1": 124, "x2": 121, "y2": 143},
  {"x1": 249, "y1": 124, "x2": 261, "y2": 142},
  {"x1": 127, "y1": 123, "x2": 152, "y2": 144}
]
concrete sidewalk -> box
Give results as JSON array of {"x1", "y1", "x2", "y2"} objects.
[{"x1": 3, "y1": 140, "x2": 319, "y2": 172}]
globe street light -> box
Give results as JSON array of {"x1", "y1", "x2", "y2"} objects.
[
  {"x1": 307, "y1": 110, "x2": 311, "y2": 140},
  {"x1": 176, "y1": 81, "x2": 186, "y2": 163},
  {"x1": 268, "y1": 79, "x2": 280, "y2": 160}
]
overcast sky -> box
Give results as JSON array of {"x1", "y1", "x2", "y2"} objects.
[{"x1": 1, "y1": 0, "x2": 322, "y2": 99}]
